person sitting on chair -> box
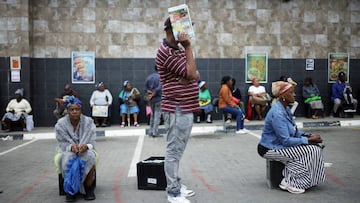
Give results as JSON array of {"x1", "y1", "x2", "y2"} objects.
[
  {"x1": 1, "y1": 88, "x2": 32, "y2": 132},
  {"x1": 90, "y1": 82, "x2": 113, "y2": 127},
  {"x1": 219, "y1": 76, "x2": 248, "y2": 134},
  {"x1": 278, "y1": 76, "x2": 298, "y2": 115},
  {"x1": 331, "y1": 71, "x2": 358, "y2": 117},
  {"x1": 248, "y1": 77, "x2": 271, "y2": 120},
  {"x1": 196, "y1": 81, "x2": 213, "y2": 123},
  {"x1": 257, "y1": 81, "x2": 325, "y2": 194},
  {"x1": 53, "y1": 84, "x2": 78, "y2": 119},
  {"x1": 226, "y1": 78, "x2": 245, "y2": 123},
  {"x1": 119, "y1": 80, "x2": 141, "y2": 127},
  {"x1": 302, "y1": 77, "x2": 324, "y2": 119},
  {"x1": 55, "y1": 96, "x2": 97, "y2": 201}
]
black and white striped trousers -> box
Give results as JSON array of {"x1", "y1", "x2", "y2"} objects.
[{"x1": 264, "y1": 144, "x2": 326, "y2": 189}]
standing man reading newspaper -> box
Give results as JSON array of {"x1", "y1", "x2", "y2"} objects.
[{"x1": 155, "y1": 17, "x2": 199, "y2": 203}]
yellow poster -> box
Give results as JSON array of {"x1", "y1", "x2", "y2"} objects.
[
  {"x1": 328, "y1": 53, "x2": 349, "y2": 83},
  {"x1": 245, "y1": 53, "x2": 268, "y2": 83}
]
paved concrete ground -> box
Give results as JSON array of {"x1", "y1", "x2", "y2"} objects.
[{"x1": 0, "y1": 118, "x2": 360, "y2": 203}]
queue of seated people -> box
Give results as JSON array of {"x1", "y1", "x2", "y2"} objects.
[
  {"x1": 51, "y1": 77, "x2": 335, "y2": 201},
  {"x1": 2, "y1": 71, "x2": 357, "y2": 133},
  {"x1": 203, "y1": 72, "x2": 357, "y2": 126},
  {"x1": 53, "y1": 81, "x2": 141, "y2": 128}
]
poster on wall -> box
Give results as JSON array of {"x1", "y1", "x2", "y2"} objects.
[
  {"x1": 328, "y1": 53, "x2": 349, "y2": 83},
  {"x1": 245, "y1": 52, "x2": 268, "y2": 83},
  {"x1": 306, "y1": 59, "x2": 315, "y2": 71},
  {"x1": 11, "y1": 70, "x2": 21, "y2": 82},
  {"x1": 10, "y1": 56, "x2": 21, "y2": 70},
  {"x1": 71, "y1": 51, "x2": 95, "y2": 84}
]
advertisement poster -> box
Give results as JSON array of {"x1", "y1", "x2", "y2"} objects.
[
  {"x1": 328, "y1": 53, "x2": 349, "y2": 83},
  {"x1": 72, "y1": 52, "x2": 95, "y2": 84},
  {"x1": 245, "y1": 53, "x2": 268, "y2": 83},
  {"x1": 10, "y1": 56, "x2": 21, "y2": 70}
]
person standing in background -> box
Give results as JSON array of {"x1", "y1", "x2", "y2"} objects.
[{"x1": 144, "y1": 65, "x2": 163, "y2": 137}]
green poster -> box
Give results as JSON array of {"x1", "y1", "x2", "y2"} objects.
[{"x1": 246, "y1": 53, "x2": 268, "y2": 83}]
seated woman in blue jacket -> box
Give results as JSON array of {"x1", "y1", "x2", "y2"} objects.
[{"x1": 257, "y1": 81, "x2": 325, "y2": 194}]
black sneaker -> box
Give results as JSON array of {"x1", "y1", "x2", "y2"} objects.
[
  {"x1": 65, "y1": 193, "x2": 76, "y2": 202},
  {"x1": 84, "y1": 186, "x2": 96, "y2": 201}
]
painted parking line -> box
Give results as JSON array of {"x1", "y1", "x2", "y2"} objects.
[
  {"x1": 113, "y1": 169, "x2": 125, "y2": 203},
  {"x1": 0, "y1": 139, "x2": 37, "y2": 156},
  {"x1": 11, "y1": 170, "x2": 49, "y2": 203},
  {"x1": 325, "y1": 171, "x2": 347, "y2": 188},
  {"x1": 246, "y1": 130, "x2": 261, "y2": 139},
  {"x1": 127, "y1": 134, "x2": 145, "y2": 177},
  {"x1": 191, "y1": 167, "x2": 217, "y2": 192}
]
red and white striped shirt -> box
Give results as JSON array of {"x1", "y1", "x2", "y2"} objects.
[{"x1": 155, "y1": 39, "x2": 199, "y2": 113}]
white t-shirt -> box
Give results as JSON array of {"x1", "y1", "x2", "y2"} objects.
[
  {"x1": 248, "y1": 85, "x2": 266, "y2": 95},
  {"x1": 90, "y1": 89, "x2": 113, "y2": 106}
]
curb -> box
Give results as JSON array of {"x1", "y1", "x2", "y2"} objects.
[{"x1": 1, "y1": 119, "x2": 359, "y2": 141}]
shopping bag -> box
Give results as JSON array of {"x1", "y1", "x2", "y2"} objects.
[
  {"x1": 26, "y1": 115, "x2": 34, "y2": 131},
  {"x1": 64, "y1": 156, "x2": 86, "y2": 195}
]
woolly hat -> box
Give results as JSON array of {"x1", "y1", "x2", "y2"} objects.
[{"x1": 15, "y1": 88, "x2": 24, "y2": 96}]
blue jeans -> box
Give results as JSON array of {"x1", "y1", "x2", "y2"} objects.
[
  {"x1": 163, "y1": 107, "x2": 193, "y2": 197},
  {"x1": 149, "y1": 101, "x2": 161, "y2": 136},
  {"x1": 221, "y1": 106, "x2": 244, "y2": 130}
]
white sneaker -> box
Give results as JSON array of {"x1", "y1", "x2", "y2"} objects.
[
  {"x1": 236, "y1": 128, "x2": 249, "y2": 134},
  {"x1": 279, "y1": 178, "x2": 288, "y2": 190},
  {"x1": 279, "y1": 178, "x2": 305, "y2": 194},
  {"x1": 225, "y1": 119, "x2": 231, "y2": 124},
  {"x1": 167, "y1": 195, "x2": 191, "y2": 203},
  {"x1": 286, "y1": 185, "x2": 305, "y2": 194},
  {"x1": 181, "y1": 185, "x2": 195, "y2": 197}
]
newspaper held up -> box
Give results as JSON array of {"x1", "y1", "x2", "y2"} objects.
[{"x1": 168, "y1": 4, "x2": 195, "y2": 40}]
